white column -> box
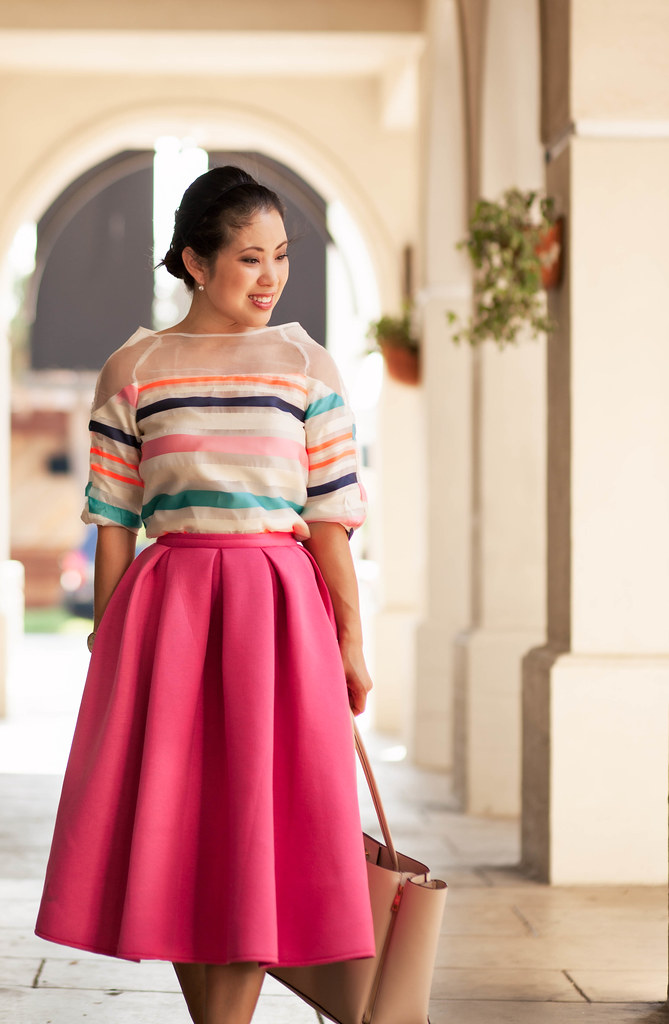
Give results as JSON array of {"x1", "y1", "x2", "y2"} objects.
[
  {"x1": 523, "y1": 0, "x2": 669, "y2": 883},
  {"x1": 454, "y1": 0, "x2": 546, "y2": 814},
  {"x1": 0, "y1": 303, "x2": 10, "y2": 715},
  {"x1": 0, "y1": 311, "x2": 25, "y2": 718},
  {"x1": 373, "y1": 376, "x2": 424, "y2": 739},
  {"x1": 413, "y1": 0, "x2": 472, "y2": 769}
]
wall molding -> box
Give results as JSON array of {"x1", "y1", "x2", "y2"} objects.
[{"x1": 546, "y1": 118, "x2": 669, "y2": 162}]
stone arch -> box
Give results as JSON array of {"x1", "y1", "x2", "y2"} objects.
[
  {"x1": 0, "y1": 97, "x2": 394, "y2": 310},
  {"x1": 0, "y1": 95, "x2": 393, "y2": 705}
]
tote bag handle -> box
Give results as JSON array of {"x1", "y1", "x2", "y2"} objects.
[{"x1": 352, "y1": 721, "x2": 400, "y2": 873}]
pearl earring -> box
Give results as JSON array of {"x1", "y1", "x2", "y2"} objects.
[{"x1": 197, "y1": 284, "x2": 204, "y2": 292}]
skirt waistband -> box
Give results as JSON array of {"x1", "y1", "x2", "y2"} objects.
[{"x1": 156, "y1": 532, "x2": 298, "y2": 549}]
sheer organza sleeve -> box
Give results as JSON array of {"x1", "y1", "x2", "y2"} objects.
[
  {"x1": 302, "y1": 345, "x2": 367, "y2": 534},
  {"x1": 81, "y1": 348, "x2": 144, "y2": 533}
]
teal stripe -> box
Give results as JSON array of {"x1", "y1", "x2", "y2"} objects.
[
  {"x1": 305, "y1": 393, "x2": 344, "y2": 419},
  {"x1": 86, "y1": 486, "x2": 142, "y2": 529},
  {"x1": 142, "y1": 489, "x2": 303, "y2": 520}
]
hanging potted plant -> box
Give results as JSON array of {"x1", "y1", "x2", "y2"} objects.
[
  {"x1": 367, "y1": 305, "x2": 420, "y2": 385},
  {"x1": 447, "y1": 188, "x2": 563, "y2": 348}
]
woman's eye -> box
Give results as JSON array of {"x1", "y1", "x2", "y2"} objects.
[{"x1": 241, "y1": 253, "x2": 288, "y2": 264}]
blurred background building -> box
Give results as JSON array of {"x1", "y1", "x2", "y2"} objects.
[{"x1": 0, "y1": 0, "x2": 667, "y2": 888}]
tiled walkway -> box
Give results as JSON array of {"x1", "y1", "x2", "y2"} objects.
[{"x1": 0, "y1": 635, "x2": 666, "y2": 1023}]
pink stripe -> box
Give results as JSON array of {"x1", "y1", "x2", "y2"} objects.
[
  {"x1": 115, "y1": 384, "x2": 139, "y2": 408},
  {"x1": 142, "y1": 433, "x2": 308, "y2": 467}
]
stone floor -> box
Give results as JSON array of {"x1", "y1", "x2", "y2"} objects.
[{"x1": 0, "y1": 634, "x2": 667, "y2": 1023}]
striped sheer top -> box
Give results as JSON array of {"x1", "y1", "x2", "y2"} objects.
[{"x1": 81, "y1": 323, "x2": 367, "y2": 539}]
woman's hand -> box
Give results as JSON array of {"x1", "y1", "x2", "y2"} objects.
[{"x1": 339, "y1": 637, "x2": 373, "y2": 716}]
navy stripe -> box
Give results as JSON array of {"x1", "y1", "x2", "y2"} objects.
[
  {"x1": 89, "y1": 419, "x2": 141, "y2": 450},
  {"x1": 136, "y1": 395, "x2": 305, "y2": 423},
  {"x1": 306, "y1": 472, "x2": 358, "y2": 498}
]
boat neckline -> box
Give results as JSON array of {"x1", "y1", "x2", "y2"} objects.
[{"x1": 137, "y1": 322, "x2": 300, "y2": 338}]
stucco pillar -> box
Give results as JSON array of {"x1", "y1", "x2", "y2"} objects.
[
  {"x1": 373, "y1": 377, "x2": 424, "y2": 739},
  {"x1": 523, "y1": 0, "x2": 669, "y2": 883},
  {"x1": 0, "y1": 319, "x2": 8, "y2": 715},
  {"x1": 413, "y1": 0, "x2": 472, "y2": 769},
  {"x1": 454, "y1": 0, "x2": 546, "y2": 816},
  {"x1": 0, "y1": 312, "x2": 25, "y2": 718}
]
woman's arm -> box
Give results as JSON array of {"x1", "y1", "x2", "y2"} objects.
[
  {"x1": 302, "y1": 522, "x2": 372, "y2": 716},
  {"x1": 93, "y1": 525, "x2": 137, "y2": 631}
]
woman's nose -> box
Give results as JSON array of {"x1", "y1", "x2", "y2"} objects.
[{"x1": 257, "y1": 261, "x2": 278, "y2": 286}]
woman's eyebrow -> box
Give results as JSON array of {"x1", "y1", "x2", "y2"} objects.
[{"x1": 237, "y1": 240, "x2": 289, "y2": 254}]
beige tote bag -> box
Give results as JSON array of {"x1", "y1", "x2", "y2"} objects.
[{"x1": 269, "y1": 723, "x2": 447, "y2": 1024}]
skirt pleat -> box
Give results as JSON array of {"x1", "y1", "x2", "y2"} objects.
[{"x1": 35, "y1": 533, "x2": 375, "y2": 967}]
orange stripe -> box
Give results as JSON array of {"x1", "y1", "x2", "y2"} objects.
[
  {"x1": 91, "y1": 463, "x2": 144, "y2": 488},
  {"x1": 138, "y1": 374, "x2": 308, "y2": 396},
  {"x1": 309, "y1": 449, "x2": 356, "y2": 471},
  {"x1": 90, "y1": 447, "x2": 139, "y2": 473},
  {"x1": 306, "y1": 431, "x2": 352, "y2": 456}
]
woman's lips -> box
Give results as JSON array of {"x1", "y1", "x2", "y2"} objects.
[{"x1": 249, "y1": 294, "x2": 274, "y2": 309}]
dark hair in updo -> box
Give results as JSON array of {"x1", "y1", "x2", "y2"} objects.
[{"x1": 159, "y1": 166, "x2": 286, "y2": 291}]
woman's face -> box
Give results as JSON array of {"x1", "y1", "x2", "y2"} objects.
[{"x1": 199, "y1": 208, "x2": 289, "y2": 331}]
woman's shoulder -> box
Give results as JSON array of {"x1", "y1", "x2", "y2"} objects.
[
  {"x1": 94, "y1": 328, "x2": 156, "y2": 400},
  {"x1": 277, "y1": 323, "x2": 341, "y2": 379},
  {"x1": 101, "y1": 327, "x2": 155, "y2": 366}
]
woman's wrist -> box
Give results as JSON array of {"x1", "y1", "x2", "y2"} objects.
[
  {"x1": 337, "y1": 626, "x2": 363, "y2": 647},
  {"x1": 87, "y1": 631, "x2": 96, "y2": 653}
]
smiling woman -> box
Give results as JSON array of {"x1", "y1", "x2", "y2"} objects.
[
  {"x1": 179, "y1": 210, "x2": 289, "y2": 331},
  {"x1": 159, "y1": 167, "x2": 285, "y2": 286},
  {"x1": 158, "y1": 168, "x2": 290, "y2": 333},
  {"x1": 34, "y1": 165, "x2": 375, "y2": 1024}
]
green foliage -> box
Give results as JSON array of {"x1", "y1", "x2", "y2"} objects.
[
  {"x1": 367, "y1": 305, "x2": 419, "y2": 354},
  {"x1": 24, "y1": 607, "x2": 92, "y2": 634},
  {"x1": 448, "y1": 188, "x2": 557, "y2": 348},
  {"x1": 9, "y1": 272, "x2": 32, "y2": 377}
]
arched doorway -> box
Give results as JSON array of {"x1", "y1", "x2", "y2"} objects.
[
  {"x1": 12, "y1": 146, "x2": 338, "y2": 607},
  {"x1": 29, "y1": 150, "x2": 155, "y2": 371},
  {"x1": 0, "y1": 100, "x2": 390, "y2": 715},
  {"x1": 27, "y1": 149, "x2": 332, "y2": 372}
]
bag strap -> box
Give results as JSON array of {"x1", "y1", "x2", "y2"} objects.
[{"x1": 353, "y1": 721, "x2": 400, "y2": 872}]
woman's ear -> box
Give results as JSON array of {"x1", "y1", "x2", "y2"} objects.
[{"x1": 182, "y1": 247, "x2": 204, "y2": 285}]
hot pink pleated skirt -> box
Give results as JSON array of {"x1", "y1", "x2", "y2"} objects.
[{"x1": 36, "y1": 532, "x2": 375, "y2": 967}]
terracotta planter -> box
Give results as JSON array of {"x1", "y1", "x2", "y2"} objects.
[
  {"x1": 536, "y1": 216, "x2": 564, "y2": 290},
  {"x1": 379, "y1": 342, "x2": 420, "y2": 385}
]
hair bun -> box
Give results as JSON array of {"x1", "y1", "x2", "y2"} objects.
[{"x1": 161, "y1": 245, "x2": 186, "y2": 281}]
